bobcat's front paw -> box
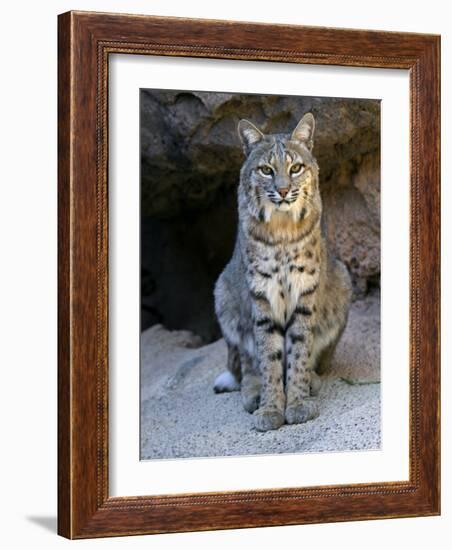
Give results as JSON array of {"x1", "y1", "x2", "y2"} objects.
[
  {"x1": 241, "y1": 377, "x2": 261, "y2": 413},
  {"x1": 285, "y1": 399, "x2": 319, "y2": 425},
  {"x1": 253, "y1": 408, "x2": 284, "y2": 431},
  {"x1": 310, "y1": 372, "x2": 322, "y2": 396},
  {"x1": 243, "y1": 392, "x2": 260, "y2": 413}
]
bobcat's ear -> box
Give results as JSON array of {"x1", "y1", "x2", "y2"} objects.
[
  {"x1": 238, "y1": 119, "x2": 264, "y2": 154},
  {"x1": 291, "y1": 113, "x2": 315, "y2": 151}
]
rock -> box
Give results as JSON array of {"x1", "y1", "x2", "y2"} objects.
[
  {"x1": 140, "y1": 325, "x2": 203, "y2": 402},
  {"x1": 322, "y1": 152, "x2": 380, "y2": 294},
  {"x1": 140, "y1": 294, "x2": 380, "y2": 459},
  {"x1": 330, "y1": 289, "x2": 380, "y2": 383}
]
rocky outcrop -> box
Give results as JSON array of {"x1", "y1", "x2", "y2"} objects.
[{"x1": 141, "y1": 90, "x2": 380, "y2": 337}]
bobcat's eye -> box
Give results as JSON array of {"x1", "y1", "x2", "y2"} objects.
[
  {"x1": 259, "y1": 165, "x2": 274, "y2": 177},
  {"x1": 290, "y1": 163, "x2": 304, "y2": 175}
]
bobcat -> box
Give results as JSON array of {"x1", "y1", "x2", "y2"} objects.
[{"x1": 213, "y1": 113, "x2": 352, "y2": 432}]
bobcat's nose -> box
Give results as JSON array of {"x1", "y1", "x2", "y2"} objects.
[{"x1": 278, "y1": 188, "x2": 289, "y2": 198}]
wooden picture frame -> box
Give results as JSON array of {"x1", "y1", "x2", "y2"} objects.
[{"x1": 58, "y1": 10, "x2": 440, "y2": 539}]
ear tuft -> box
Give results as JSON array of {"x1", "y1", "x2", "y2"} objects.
[
  {"x1": 238, "y1": 119, "x2": 264, "y2": 154},
  {"x1": 291, "y1": 113, "x2": 315, "y2": 151}
]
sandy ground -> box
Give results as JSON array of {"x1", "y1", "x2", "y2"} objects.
[{"x1": 140, "y1": 293, "x2": 380, "y2": 460}]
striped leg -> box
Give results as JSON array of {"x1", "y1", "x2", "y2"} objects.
[
  {"x1": 285, "y1": 305, "x2": 319, "y2": 424},
  {"x1": 251, "y1": 296, "x2": 285, "y2": 431}
]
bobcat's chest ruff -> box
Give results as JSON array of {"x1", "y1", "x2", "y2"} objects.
[{"x1": 253, "y1": 241, "x2": 319, "y2": 327}]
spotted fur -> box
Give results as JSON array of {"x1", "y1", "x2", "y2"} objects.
[{"x1": 214, "y1": 113, "x2": 352, "y2": 431}]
